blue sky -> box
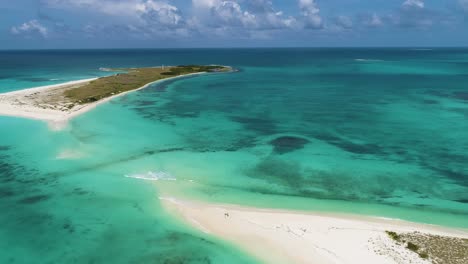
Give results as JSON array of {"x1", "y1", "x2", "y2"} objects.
[{"x1": 1, "y1": 0, "x2": 467, "y2": 49}]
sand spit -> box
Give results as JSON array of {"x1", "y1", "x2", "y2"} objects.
[{"x1": 161, "y1": 197, "x2": 468, "y2": 264}]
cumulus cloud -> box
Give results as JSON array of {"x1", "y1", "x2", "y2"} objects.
[
  {"x1": 138, "y1": 1, "x2": 184, "y2": 28},
  {"x1": 11, "y1": 20, "x2": 48, "y2": 37},
  {"x1": 191, "y1": 0, "x2": 296, "y2": 30},
  {"x1": 44, "y1": 0, "x2": 184, "y2": 24},
  {"x1": 358, "y1": 13, "x2": 383, "y2": 27},
  {"x1": 46, "y1": 0, "x2": 295, "y2": 32},
  {"x1": 298, "y1": 0, "x2": 323, "y2": 29},
  {"x1": 34, "y1": 0, "x2": 461, "y2": 42},
  {"x1": 43, "y1": 0, "x2": 139, "y2": 16},
  {"x1": 36, "y1": 0, "x2": 320, "y2": 38},
  {"x1": 402, "y1": 0, "x2": 425, "y2": 9},
  {"x1": 396, "y1": 0, "x2": 434, "y2": 28},
  {"x1": 211, "y1": 1, "x2": 257, "y2": 28},
  {"x1": 44, "y1": 0, "x2": 187, "y2": 37},
  {"x1": 368, "y1": 14, "x2": 383, "y2": 27}
]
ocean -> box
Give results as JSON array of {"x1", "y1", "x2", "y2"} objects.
[{"x1": 1, "y1": 48, "x2": 468, "y2": 263}]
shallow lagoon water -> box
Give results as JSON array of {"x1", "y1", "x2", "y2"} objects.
[
  {"x1": 0, "y1": 117, "x2": 260, "y2": 263},
  {"x1": 1, "y1": 48, "x2": 468, "y2": 263}
]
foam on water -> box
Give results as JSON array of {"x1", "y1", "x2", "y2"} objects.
[
  {"x1": 125, "y1": 171, "x2": 176, "y2": 181},
  {"x1": 355, "y1": 58, "x2": 384, "y2": 62},
  {"x1": 55, "y1": 149, "x2": 84, "y2": 160}
]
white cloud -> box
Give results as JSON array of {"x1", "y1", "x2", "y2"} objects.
[
  {"x1": 191, "y1": 0, "x2": 296, "y2": 30},
  {"x1": 139, "y1": 1, "x2": 184, "y2": 28},
  {"x1": 37, "y1": 0, "x2": 460, "y2": 42},
  {"x1": 397, "y1": 0, "x2": 435, "y2": 28},
  {"x1": 192, "y1": 0, "x2": 217, "y2": 9},
  {"x1": 43, "y1": 0, "x2": 139, "y2": 17},
  {"x1": 45, "y1": 0, "x2": 186, "y2": 33},
  {"x1": 298, "y1": 0, "x2": 323, "y2": 29},
  {"x1": 39, "y1": 0, "x2": 338, "y2": 37},
  {"x1": 358, "y1": 13, "x2": 383, "y2": 27},
  {"x1": 460, "y1": 0, "x2": 468, "y2": 12},
  {"x1": 367, "y1": 13, "x2": 383, "y2": 27},
  {"x1": 44, "y1": 0, "x2": 183, "y2": 23},
  {"x1": 402, "y1": 0, "x2": 425, "y2": 9},
  {"x1": 11, "y1": 20, "x2": 48, "y2": 37},
  {"x1": 214, "y1": 1, "x2": 256, "y2": 27},
  {"x1": 334, "y1": 15, "x2": 353, "y2": 29}
]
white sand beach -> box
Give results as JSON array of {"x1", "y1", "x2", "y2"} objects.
[
  {"x1": 0, "y1": 78, "x2": 96, "y2": 124},
  {"x1": 161, "y1": 197, "x2": 468, "y2": 264}
]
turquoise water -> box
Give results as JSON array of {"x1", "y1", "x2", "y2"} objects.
[{"x1": 1, "y1": 48, "x2": 468, "y2": 263}]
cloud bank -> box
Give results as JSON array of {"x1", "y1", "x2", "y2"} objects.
[{"x1": 6, "y1": 0, "x2": 466, "y2": 45}]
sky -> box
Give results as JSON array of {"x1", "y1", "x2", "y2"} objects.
[{"x1": 0, "y1": 0, "x2": 467, "y2": 49}]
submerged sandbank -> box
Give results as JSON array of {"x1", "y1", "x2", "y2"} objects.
[{"x1": 161, "y1": 197, "x2": 468, "y2": 264}]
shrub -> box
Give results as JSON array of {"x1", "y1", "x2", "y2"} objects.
[
  {"x1": 407, "y1": 242, "x2": 420, "y2": 252},
  {"x1": 386, "y1": 231, "x2": 401, "y2": 241}
]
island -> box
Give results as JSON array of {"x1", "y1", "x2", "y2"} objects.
[{"x1": 0, "y1": 65, "x2": 231, "y2": 127}]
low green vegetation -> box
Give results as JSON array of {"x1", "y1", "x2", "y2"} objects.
[
  {"x1": 386, "y1": 231, "x2": 468, "y2": 264},
  {"x1": 419, "y1": 252, "x2": 429, "y2": 259},
  {"x1": 64, "y1": 65, "x2": 230, "y2": 105},
  {"x1": 386, "y1": 231, "x2": 401, "y2": 241},
  {"x1": 406, "y1": 241, "x2": 420, "y2": 251},
  {"x1": 161, "y1": 65, "x2": 231, "y2": 76}
]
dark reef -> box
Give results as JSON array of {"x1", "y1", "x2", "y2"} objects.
[{"x1": 269, "y1": 136, "x2": 309, "y2": 154}]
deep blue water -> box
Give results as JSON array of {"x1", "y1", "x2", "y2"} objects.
[{"x1": 2, "y1": 48, "x2": 468, "y2": 92}]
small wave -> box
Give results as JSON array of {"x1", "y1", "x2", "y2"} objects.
[
  {"x1": 99, "y1": 67, "x2": 113, "y2": 72},
  {"x1": 354, "y1": 59, "x2": 383, "y2": 62},
  {"x1": 412, "y1": 48, "x2": 433, "y2": 51},
  {"x1": 56, "y1": 149, "x2": 83, "y2": 159},
  {"x1": 49, "y1": 78, "x2": 61, "y2": 81},
  {"x1": 125, "y1": 171, "x2": 176, "y2": 181}
]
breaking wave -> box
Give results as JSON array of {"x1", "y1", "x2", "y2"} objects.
[
  {"x1": 56, "y1": 149, "x2": 84, "y2": 160},
  {"x1": 125, "y1": 171, "x2": 176, "y2": 181},
  {"x1": 354, "y1": 59, "x2": 383, "y2": 62}
]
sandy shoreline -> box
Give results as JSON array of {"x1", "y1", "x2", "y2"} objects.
[
  {"x1": 161, "y1": 197, "x2": 468, "y2": 264},
  {"x1": 0, "y1": 72, "x2": 205, "y2": 128}
]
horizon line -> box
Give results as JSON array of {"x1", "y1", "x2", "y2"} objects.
[{"x1": 1, "y1": 46, "x2": 468, "y2": 51}]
